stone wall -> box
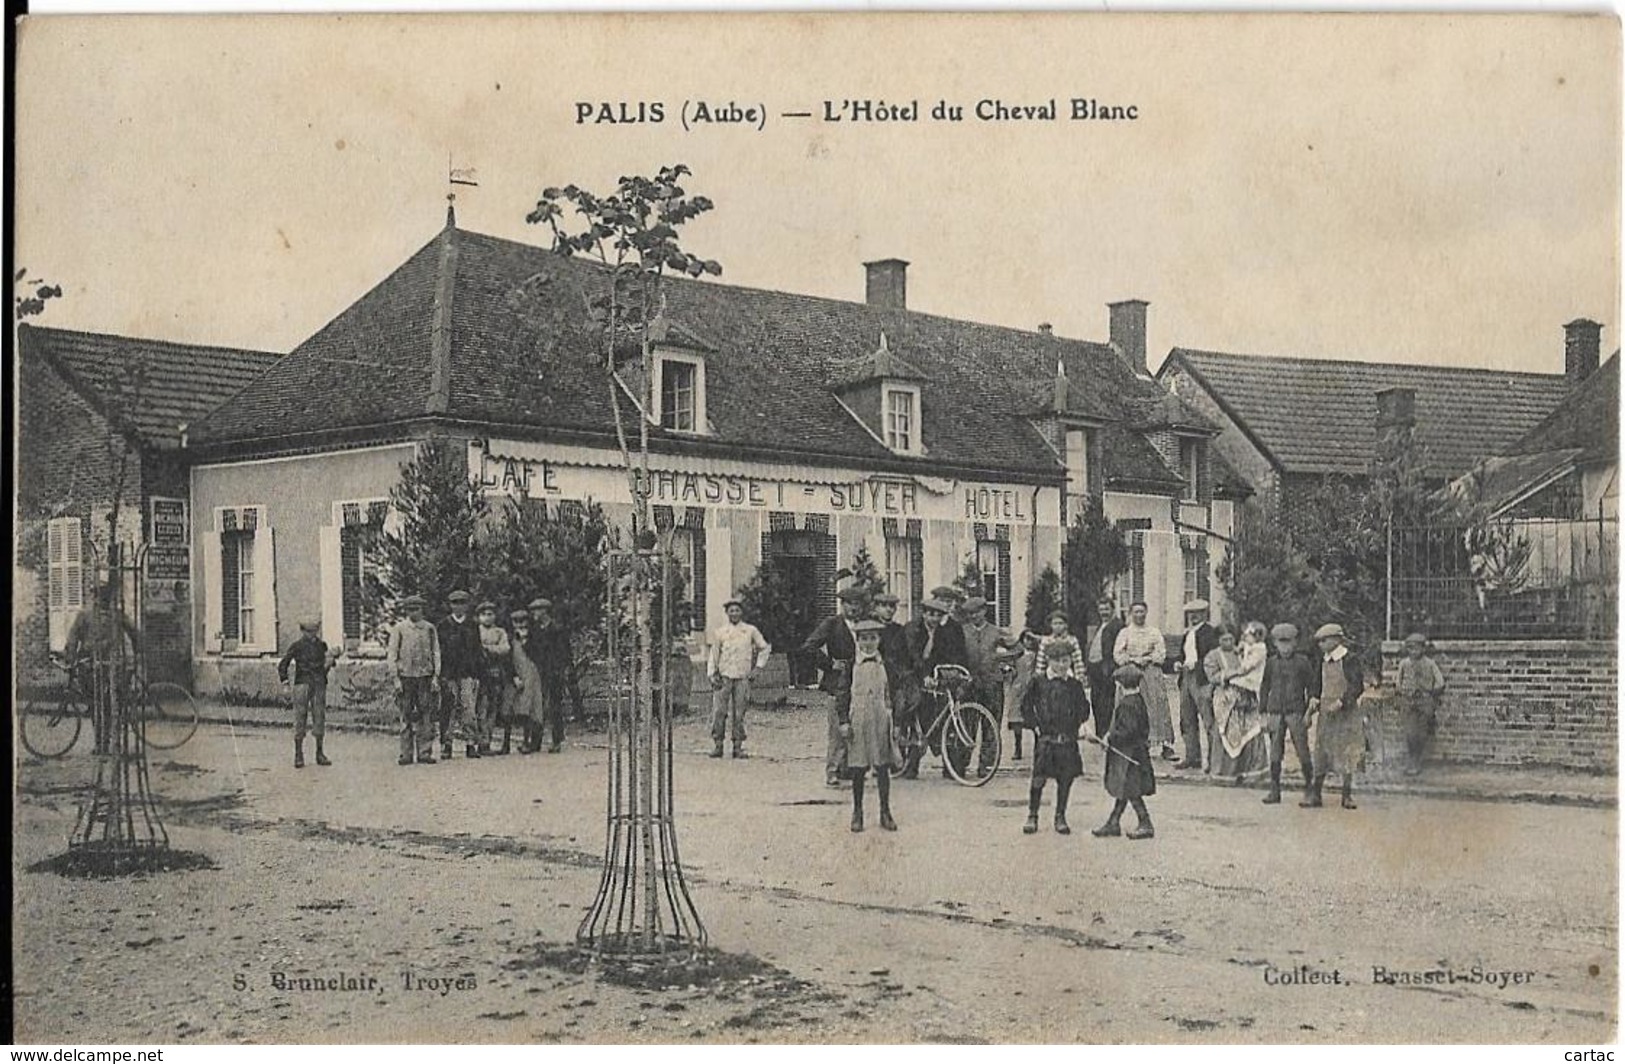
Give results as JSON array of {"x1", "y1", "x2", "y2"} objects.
[{"x1": 1376, "y1": 639, "x2": 1617, "y2": 771}]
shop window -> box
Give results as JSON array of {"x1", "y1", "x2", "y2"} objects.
[
  {"x1": 46, "y1": 516, "x2": 86, "y2": 652},
  {"x1": 885, "y1": 536, "x2": 914, "y2": 619},
  {"x1": 657, "y1": 354, "x2": 706, "y2": 433},
  {"x1": 882, "y1": 384, "x2": 921, "y2": 455}
]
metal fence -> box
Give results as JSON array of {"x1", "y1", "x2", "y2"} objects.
[{"x1": 1389, "y1": 514, "x2": 1617, "y2": 640}]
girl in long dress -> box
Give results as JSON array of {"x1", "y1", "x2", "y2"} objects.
[
  {"x1": 998, "y1": 629, "x2": 1042, "y2": 762},
  {"x1": 1210, "y1": 622, "x2": 1270, "y2": 782},
  {"x1": 507, "y1": 611, "x2": 547, "y2": 755},
  {"x1": 838, "y1": 620, "x2": 902, "y2": 833}
]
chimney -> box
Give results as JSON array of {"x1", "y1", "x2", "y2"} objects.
[
  {"x1": 864, "y1": 258, "x2": 909, "y2": 311},
  {"x1": 1565, "y1": 318, "x2": 1602, "y2": 385},
  {"x1": 1375, "y1": 386, "x2": 1416, "y2": 430},
  {"x1": 1038, "y1": 322, "x2": 1054, "y2": 336},
  {"x1": 1109, "y1": 299, "x2": 1148, "y2": 376}
]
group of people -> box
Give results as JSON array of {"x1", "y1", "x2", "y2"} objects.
[
  {"x1": 280, "y1": 589, "x2": 577, "y2": 769},
  {"x1": 772, "y1": 585, "x2": 1449, "y2": 835}
]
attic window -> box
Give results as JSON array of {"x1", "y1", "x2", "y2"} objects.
[
  {"x1": 655, "y1": 352, "x2": 706, "y2": 434},
  {"x1": 883, "y1": 383, "x2": 921, "y2": 455}
]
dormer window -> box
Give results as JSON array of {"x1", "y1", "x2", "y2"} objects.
[
  {"x1": 654, "y1": 352, "x2": 706, "y2": 434},
  {"x1": 1180, "y1": 437, "x2": 1205, "y2": 502},
  {"x1": 884, "y1": 384, "x2": 921, "y2": 455}
]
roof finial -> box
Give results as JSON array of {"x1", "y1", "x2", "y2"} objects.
[{"x1": 446, "y1": 158, "x2": 479, "y2": 230}]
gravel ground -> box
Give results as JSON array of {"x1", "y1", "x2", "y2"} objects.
[{"x1": 12, "y1": 704, "x2": 1617, "y2": 1044}]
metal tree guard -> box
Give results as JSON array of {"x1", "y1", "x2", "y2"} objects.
[
  {"x1": 577, "y1": 540, "x2": 707, "y2": 961},
  {"x1": 68, "y1": 541, "x2": 170, "y2": 868}
]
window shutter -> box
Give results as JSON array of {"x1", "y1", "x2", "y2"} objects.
[
  {"x1": 320, "y1": 523, "x2": 344, "y2": 649},
  {"x1": 202, "y1": 518, "x2": 223, "y2": 653},
  {"x1": 253, "y1": 525, "x2": 278, "y2": 653},
  {"x1": 997, "y1": 540, "x2": 1012, "y2": 627}
]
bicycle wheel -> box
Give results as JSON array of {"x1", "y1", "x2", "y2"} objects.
[
  {"x1": 942, "y1": 701, "x2": 1002, "y2": 787},
  {"x1": 139, "y1": 681, "x2": 201, "y2": 750},
  {"x1": 20, "y1": 694, "x2": 85, "y2": 759}
]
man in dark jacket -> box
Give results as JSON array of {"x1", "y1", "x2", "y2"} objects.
[
  {"x1": 801, "y1": 586, "x2": 868, "y2": 786},
  {"x1": 1086, "y1": 596, "x2": 1125, "y2": 740},
  {"x1": 437, "y1": 589, "x2": 484, "y2": 759},
  {"x1": 873, "y1": 592, "x2": 921, "y2": 735},
  {"x1": 526, "y1": 598, "x2": 574, "y2": 753},
  {"x1": 1175, "y1": 600, "x2": 1222, "y2": 770},
  {"x1": 899, "y1": 594, "x2": 971, "y2": 779},
  {"x1": 1257, "y1": 622, "x2": 1319, "y2": 806}
]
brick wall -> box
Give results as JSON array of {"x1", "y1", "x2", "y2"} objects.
[{"x1": 1375, "y1": 639, "x2": 1617, "y2": 770}]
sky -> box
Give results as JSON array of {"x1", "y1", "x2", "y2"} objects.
[{"x1": 13, "y1": 12, "x2": 1621, "y2": 375}]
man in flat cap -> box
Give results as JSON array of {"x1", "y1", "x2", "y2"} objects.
[
  {"x1": 899, "y1": 593, "x2": 971, "y2": 779},
  {"x1": 1310, "y1": 623, "x2": 1365, "y2": 810},
  {"x1": 526, "y1": 598, "x2": 574, "y2": 753},
  {"x1": 388, "y1": 594, "x2": 441, "y2": 765},
  {"x1": 1175, "y1": 599, "x2": 1220, "y2": 771},
  {"x1": 801, "y1": 585, "x2": 869, "y2": 786},
  {"x1": 437, "y1": 589, "x2": 484, "y2": 759},
  {"x1": 278, "y1": 619, "x2": 336, "y2": 769},
  {"x1": 706, "y1": 598, "x2": 770, "y2": 759},
  {"x1": 960, "y1": 595, "x2": 1016, "y2": 778},
  {"x1": 1257, "y1": 622, "x2": 1317, "y2": 805},
  {"x1": 872, "y1": 592, "x2": 922, "y2": 745}
]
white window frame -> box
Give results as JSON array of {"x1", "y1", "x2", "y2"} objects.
[
  {"x1": 668, "y1": 527, "x2": 698, "y2": 610},
  {"x1": 1183, "y1": 545, "x2": 1203, "y2": 604},
  {"x1": 1119, "y1": 530, "x2": 1147, "y2": 614},
  {"x1": 1180, "y1": 437, "x2": 1201, "y2": 502},
  {"x1": 654, "y1": 351, "x2": 707, "y2": 434},
  {"x1": 882, "y1": 383, "x2": 922, "y2": 456},
  {"x1": 47, "y1": 516, "x2": 86, "y2": 653},
  {"x1": 1065, "y1": 427, "x2": 1091, "y2": 497},
  {"x1": 210, "y1": 505, "x2": 276, "y2": 655},
  {"x1": 236, "y1": 534, "x2": 257, "y2": 646},
  {"x1": 885, "y1": 536, "x2": 914, "y2": 620}
]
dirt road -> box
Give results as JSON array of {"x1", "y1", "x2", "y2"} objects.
[{"x1": 13, "y1": 705, "x2": 1616, "y2": 1044}]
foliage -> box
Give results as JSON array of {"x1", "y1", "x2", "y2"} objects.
[
  {"x1": 737, "y1": 555, "x2": 820, "y2": 652},
  {"x1": 14, "y1": 269, "x2": 63, "y2": 321},
  {"x1": 1023, "y1": 564, "x2": 1063, "y2": 634},
  {"x1": 1061, "y1": 496, "x2": 1130, "y2": 631},
  {"x1": 956, "y1": 555, "x2": 984, "y2": 602},
  {"x1": 835, "y1": 544, "x2": 887, "y2": 604},
  {"x1": 480, "y1": 496, "x2": 612, "y2": 662},
  {"x1": 371, "y1": 439, "x2": 489, "y2": 617},
  {"x1": 1221, "y1": 478, "x2": 1388, "y2": 647}
]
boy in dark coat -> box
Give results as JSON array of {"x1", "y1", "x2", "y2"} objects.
[
  {"x1": 1093, "y1": 663, "x2": 1156, "y2": 840},
  {"x1": 1020, "y1": 641, "x2": 1089, "y2": 835},
  {"x1": 278, "y1": 619, "x2": 335, "y2": 769},
  {"x1": 1258, "y1": 622, "x2": 1319, "y2": 806}
]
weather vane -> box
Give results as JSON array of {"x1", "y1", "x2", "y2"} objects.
[{"x1": 446, "y1": 158, "x2": 479, "y2": 221}]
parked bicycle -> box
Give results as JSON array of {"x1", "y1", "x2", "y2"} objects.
[
  {"x1": 20, "y1": 654, "x2": 200, "y2": 760},
  {"x1": 897, "y1": 663, "x2": 1002, "y2": 787}
]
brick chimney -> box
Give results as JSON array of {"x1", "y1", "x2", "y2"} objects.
[
  {"x1": 1109, "y1": 299, "x2": 1148, "y2": 376},
  {"x1": 1375, "y1": 386, "x2": 1416, "y2": 430},
  {"x1": 1038, "y1": 322, "x2": 1053, "y2": 336},
  {"x1": 1565, "y1": 318, "x2": 1602, "y2": 385},
  {"x1": 864, "y1": 259, "x2": 909, "y2": 311}
]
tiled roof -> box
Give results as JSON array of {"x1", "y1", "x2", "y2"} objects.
[
  {"x1": 1164, "y1": 348, "x2": 1570, "y2": 480},
  {"x1": 192, "y1": 225, "x2": 1189, "y2": 491},
  {"x1": 1504, "y1": 353, "x2": 1619, "y2": 465},
  {"x1": 19, "y1": 324, "x2": 280, "y2": 449}
]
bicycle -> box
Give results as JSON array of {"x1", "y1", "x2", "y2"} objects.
[
  {"x1": 20, "y1": 656, "x2": 201, "y2": 760},
  {"x1": 898, "y1": 663, "x2": 1003, "y2": 787}
]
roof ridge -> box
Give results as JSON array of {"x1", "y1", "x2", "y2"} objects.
[
  {"x1": 1172, "y1": 346, "x2": 1567, "y2": 382},
  {"x1": 426, "y1": 225, "x2": 460, "y2": 415},
  {"x1": 20, "y1": 322, "x2": 281, "y2": 361},
  {"x1": 453, "y1": 227, "x2": 1121, "y2": 360}
]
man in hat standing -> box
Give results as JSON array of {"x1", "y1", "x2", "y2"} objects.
[
  {"x1": 1309, "y1": 623, "x2": 1365, "y2": 810},
  {"x1": 1086, "y1": 596, "x2": 1125, "y2": 741},
  {"x1": 1396, "y1": 632, "x2": 1446, "y2": 777},
  {"x1": 872, "y1": 593, "x2": 922, "y2": 740},
  {"x1": 900, "y1": 592, "x2": 971, "y2": 779},
  {"x1": 1258, "y1": 622, "x2": 1317, "y2": 805},
  {"x1": 961, "y1": 595, "x2": 1016, "y2": 776},
  {"x1": 437, "y1": 589, "x2": 485, "y2": 759},
  {"x1": 1175, "y1": 600, "x2": 1220, "y2": 770},
  {"x1": 388, "y1": 594, "x2": 441, "y2": 765},
  {"x1": 801, "y1": 586, "x2": 868, "y2": 787},
  {"x1": 278, "y1": 619, "x2": 336, "y2": 768},
  {"x1": 706, "y1": 598, "x2": 770, "y2": 759},
  {"x1": 527, "y1": 598, "x2": 574, "y2": 753}
]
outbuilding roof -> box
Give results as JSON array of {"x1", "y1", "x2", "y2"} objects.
[
  {"x1": 1161, "y1": 348, "x2": 1570, "y2": 480},
  {"x1": 190, "y1": 223, "x2": 1202, "y2": 492},
  {"x1": 18, "y1": 324, "x2": 281, "y2": 449}
]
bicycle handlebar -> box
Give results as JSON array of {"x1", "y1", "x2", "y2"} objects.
[{"x1": 931, "y1": 664, "x2": 972, "y2": 682}]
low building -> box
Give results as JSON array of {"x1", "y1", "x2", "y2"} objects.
[
  {"x1": 15, "y1": 324, "x2": 280, "y2": 689},
  {"x1": 179, "y1": 216, "x2": 1243, "y2": 695},
  {"x1": 1157, "y1": 341, "x2": 1575, "y2": 514}
]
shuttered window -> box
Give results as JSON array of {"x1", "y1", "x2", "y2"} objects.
[{"x1": 47, "y1": 517, "x2": 86, "y2": 652}]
